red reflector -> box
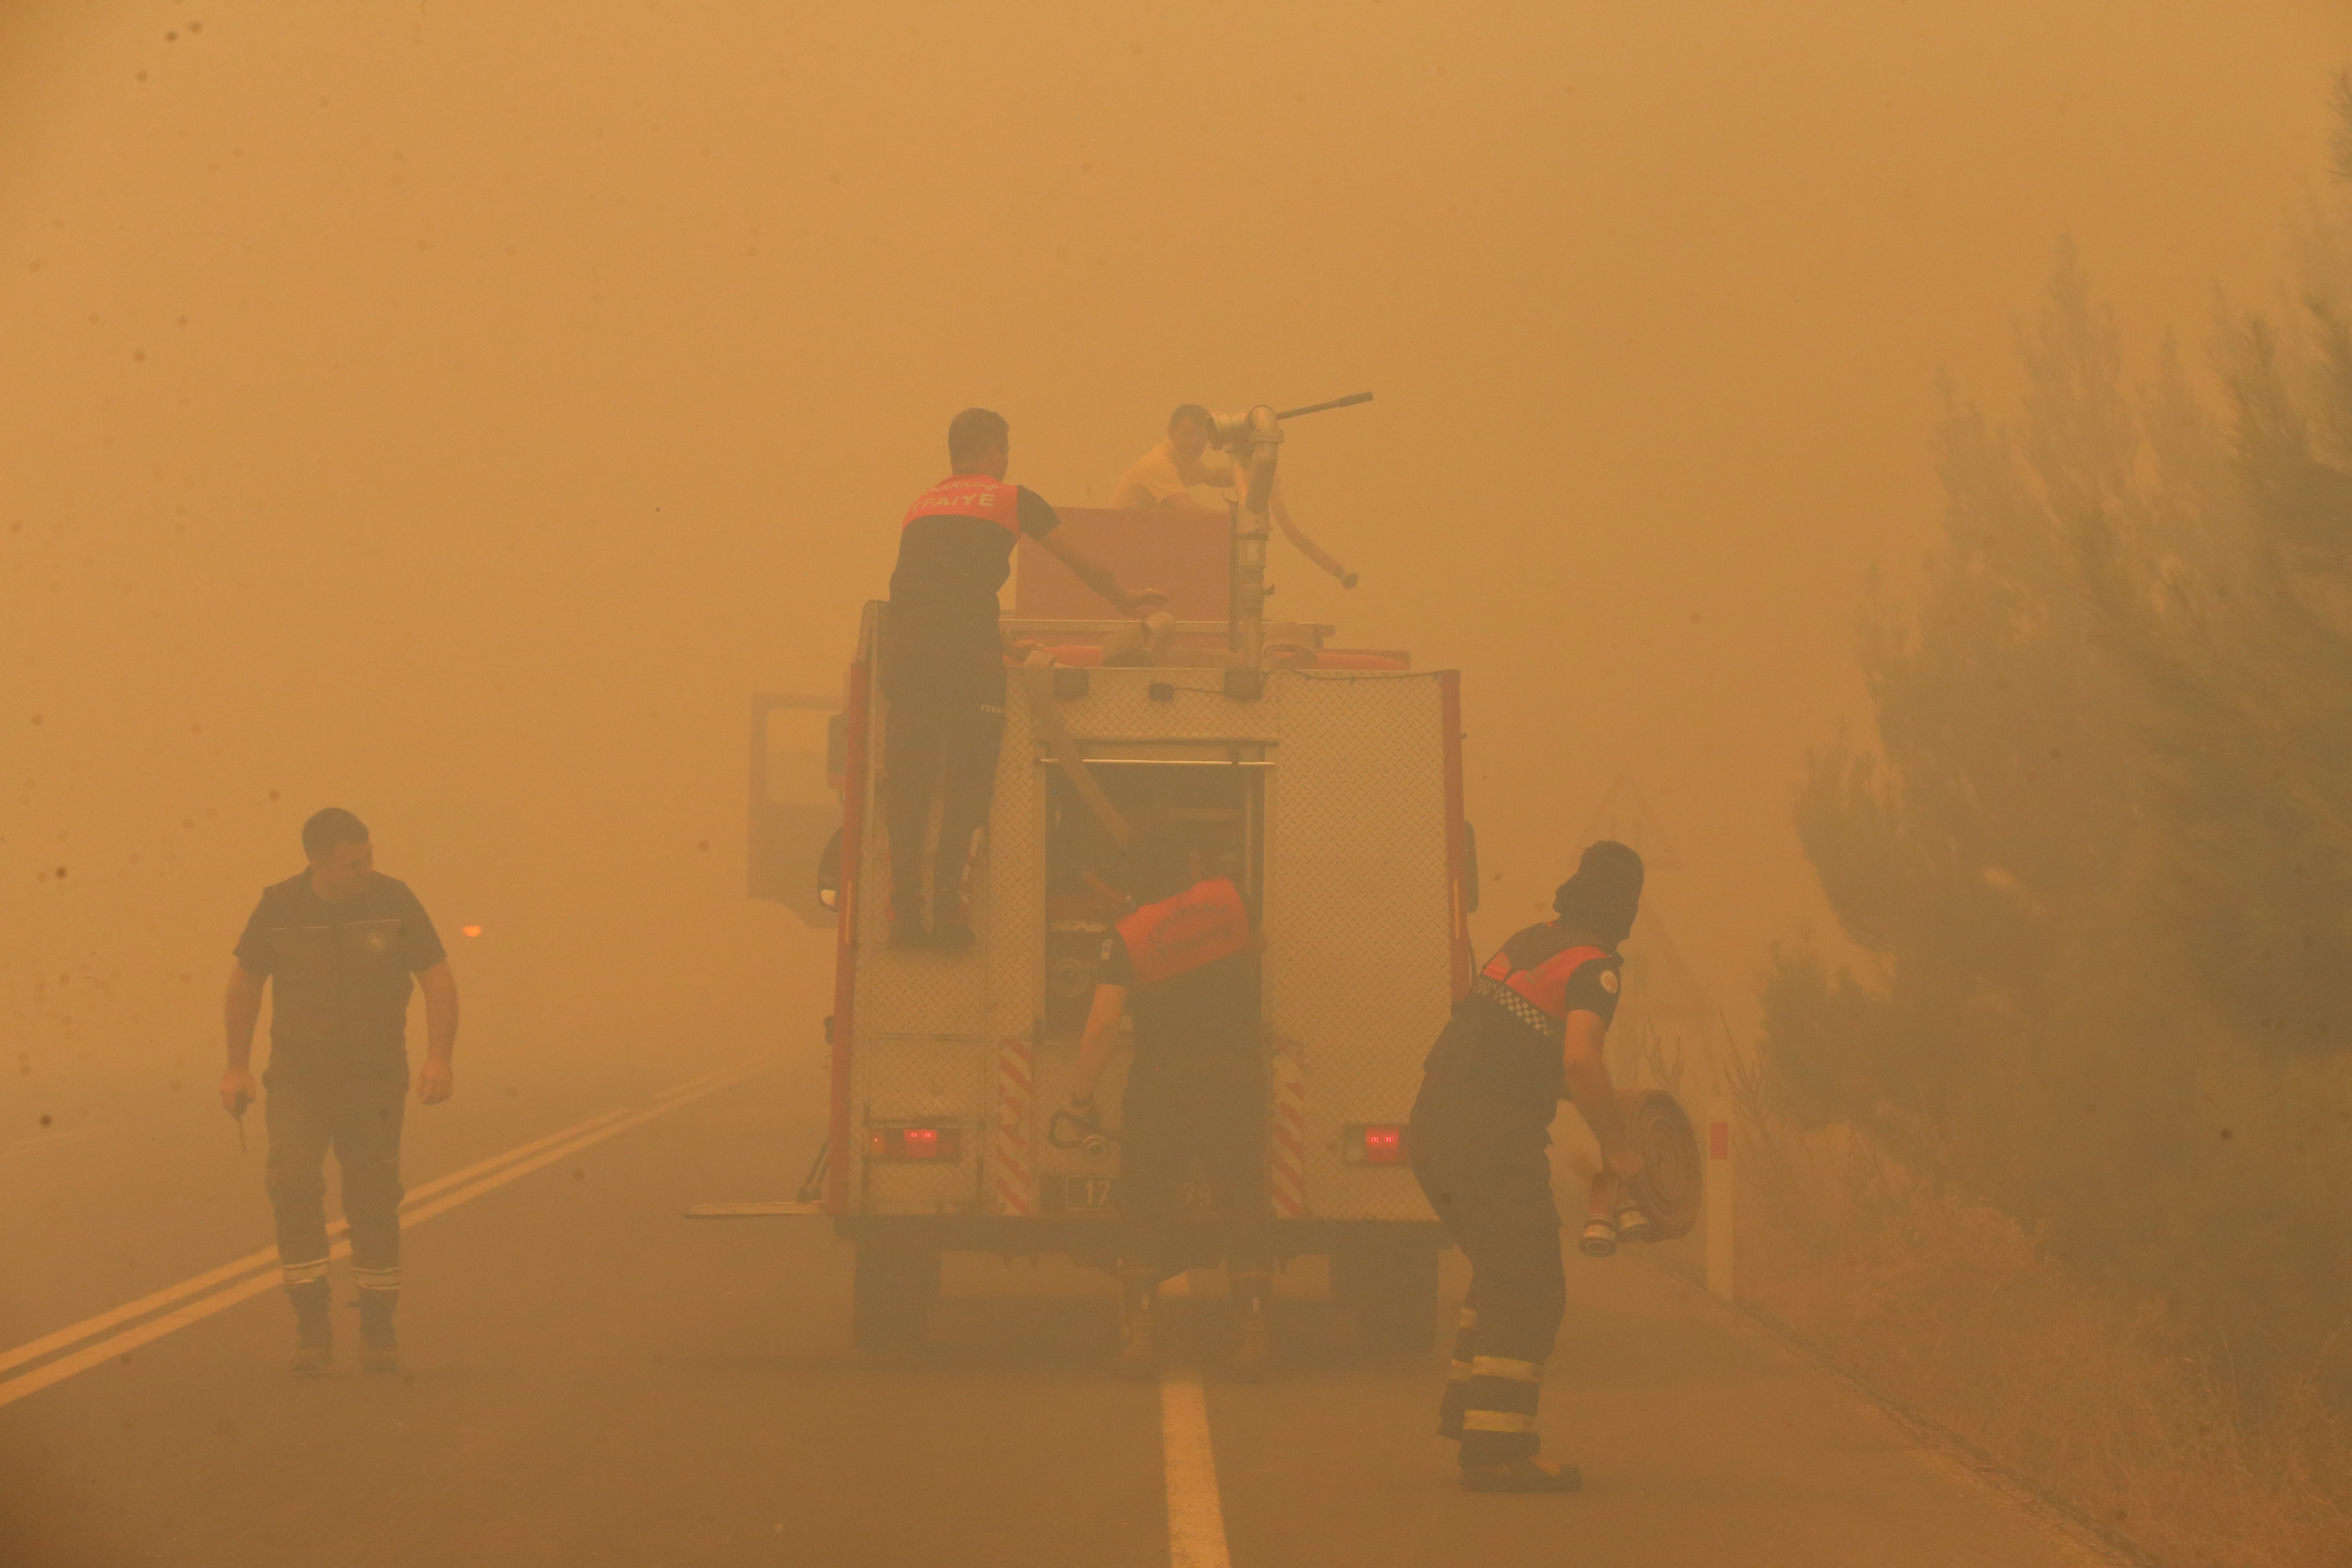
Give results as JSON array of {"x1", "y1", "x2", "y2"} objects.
[
  {"x1": 867, "y1": 1126, "x2": 962, "y2": 1161},
  {"x1": 1359, "y1": 1124, "x2": 1406, "y2": 1164}
]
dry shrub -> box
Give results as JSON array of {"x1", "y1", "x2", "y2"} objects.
[{"x1": 1734, "y1": 1112, "x2": 2352, "y2": 1568}]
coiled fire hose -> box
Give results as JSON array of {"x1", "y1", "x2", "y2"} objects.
[
  {"x1": 1048, "y1": 1108, "x2": 1121, "y2": 1161},
  {"x1": 1619, "y1": 1088, "x2": 1703, "y2": 1241}
]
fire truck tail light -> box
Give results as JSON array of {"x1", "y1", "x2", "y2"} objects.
[
  {"x1": 1344, "y1": 1123, "x2": 1408, "y2": 1165},
  {"x1": 866, "y1": 1126, "x2": 962, "y2": 1161}
]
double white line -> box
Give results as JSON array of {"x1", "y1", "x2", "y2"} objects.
[{"x1": 0, "y1": 1063, "x2": 764, "y2": 1409}]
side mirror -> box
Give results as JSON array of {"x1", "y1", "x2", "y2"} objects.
[{"x1": 817, "y1": 829, "x2": 843, "y2": 912}]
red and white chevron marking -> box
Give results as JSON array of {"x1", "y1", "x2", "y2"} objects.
[
  {"x1": 991, "y1": 1036, "x2": 1035, "y2": 1216},
  {"x1": 1269, "y1": 1036, "x2": 1308, "y2": 1218}
]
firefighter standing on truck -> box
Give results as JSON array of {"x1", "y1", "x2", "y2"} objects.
[
  {"x1": 1408, "y1": 840, "x2": 1646, "y2": 1492},
  {"x1": 217, "y1": 808, "x2": 458, "y2": 1375},
  {"x1": 1068, "y1": 823, "x2": 1274, "y2": 1382},
  {"x1": 883, "y1": 407, "x2": 1162, "y2": 950}
]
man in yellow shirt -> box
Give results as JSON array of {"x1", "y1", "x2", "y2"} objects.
[
  {"x1": 1111, "y1": 404, "x2": 1235, "y2": 510},
  {"x1": 1112, "y1": 404, "x2": 1358, "y2": 588}
]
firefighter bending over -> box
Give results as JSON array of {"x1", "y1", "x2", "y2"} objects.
[
  {"x1": 1408, "y1": 841, "x2": 1646, "y2": 1492},
  {"x1": 219, "y1": 808, "x2": 458, "y2": 1376},
  {"x1": 1068, "y1": 826, "x2": 1274, "y2": 1382},
  {"x1": 883, "y1": 408, "x2": 1163, "y2": 951}
]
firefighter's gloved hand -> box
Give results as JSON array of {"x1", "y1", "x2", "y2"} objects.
[{"x1": 220, "y1": 1067, "x2": 257, "y2": 1117}]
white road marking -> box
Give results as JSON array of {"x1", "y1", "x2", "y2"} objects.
[
  {"x1": 0, "y1": 1067, "x2": 761, "y2": 1408},
  {"x1": 1157, "y1": 1273, "x2": 1233, "y2": 1568},
  {"x1": 0, "y1": 1102, "x2": 635, "y2": 1380},
  {"x1": 0, "y1": 1124, "x2": 119, "y2": 1160}
]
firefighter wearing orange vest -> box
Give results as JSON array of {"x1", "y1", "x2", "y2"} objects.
[
  {"x1": 1068, "y1": 828, "x2": 1272, "y2": 1381},
  {"x1": 1408, "y1": 840, "x2": 1646, "y2": 1492},
  {"x1": 882, "y1": 409, "x2": 1162, "y2": 950}
]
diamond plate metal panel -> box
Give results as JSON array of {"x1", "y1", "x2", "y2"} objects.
[
  {"x1": 1050, "y1": 667, "x2": 1283, "y2": 746},
  {"x1": 984, "y1": 682, "x2": 1043, "y2": 1045},
  {"x1": 850, "y1": 624, "x2": 990, "y2": 1211},
  {"x1": 1264, "y1": 670, "x2": 1453, "y2": 1221},
  {"x1": 865, "y1": 1157, "x2": 981, "y2": 1213},
  {"x1": 858, "y1": 1036, "x2": 986, "y2": 1121},
  {"x1": 853, "y1": 665, "x2": 985, "y2": 1035}
]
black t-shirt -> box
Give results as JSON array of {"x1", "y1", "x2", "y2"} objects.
[
  {"x1": 887, "y1": 485, "x2": 1061, "y2": 654},
  {"x1": 1098, "y1": 894, "x2": 1259, "y2": 1054},
  {"x1": 233, "y1": 872, "x2": 447, "y2": 1082}
]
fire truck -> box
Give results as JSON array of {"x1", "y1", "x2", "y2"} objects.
[{"x1": 716, "y1": 399, "x2": 1485, "y2": 1354}]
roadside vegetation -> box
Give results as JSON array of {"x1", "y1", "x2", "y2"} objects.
[{"x1": 1740, "y1": 77, "x2": 2352, "y2": 1568}]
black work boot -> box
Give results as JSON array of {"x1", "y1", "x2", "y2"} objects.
[
  {"x1": 1439, "y1": 1368, "x2": 1470, "y2": 1440},
  {"x1": 288, "y1": 1283, "x2": 333, "y2": 1376},
  {"x1": 1439, "y1": 1306, "x2": 1477, "y2": 1438},
  {"x1": 357, "y1": 1291, "x2": 399, "y2": 1374}
]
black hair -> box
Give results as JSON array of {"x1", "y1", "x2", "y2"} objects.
[
  {"x1": 1552, "y1": 840, "x2": 1644, "y2": 946},
  {"x1": 1167, "y1": 403, "x2": 1211, "y2": 431},
  {"x1": 301, "y1": 807, "x2": 369, "y2": 860},
  {"x1": 948, "y1": 407, "x2": 1010, "y2": 468}
]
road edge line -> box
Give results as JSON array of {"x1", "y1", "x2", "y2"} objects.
[{"x1": 1644, "y1": 1259, "x2": 2151, "y2": 1568}]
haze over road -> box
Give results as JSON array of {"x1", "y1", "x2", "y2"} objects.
[{"x1": 2, "y1": 1058, "x2": 2113, "y2": 1568}]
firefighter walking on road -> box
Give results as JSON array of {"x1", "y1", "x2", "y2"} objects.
[
  {"x1": 1068, "y1": 824, "x2": 1274, "y2": 1382},
  {"x1": 1409, "y1": 840, "x2": 1646, "y2": 1491},
  {"x1": 218, "y1": 808, "x2": 459, "y2": 1375},
  {"x1": 883, "y1": 408, "x2": 1163, "y2": 950}
]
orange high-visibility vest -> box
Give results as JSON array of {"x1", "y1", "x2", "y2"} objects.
[
  {"x1": 1478, "y1": 935, "x2": 1606, "y2": 1023},
  {"x1": 1116, "y1": 877, "x2": 1251, "y2": 985}
]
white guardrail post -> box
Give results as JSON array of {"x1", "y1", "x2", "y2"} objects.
[{"x1": 1705, "y1": 1096, "x2": 1734, "y2": 1303}]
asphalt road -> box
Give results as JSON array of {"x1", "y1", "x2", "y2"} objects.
[{"x1": 0, "y1": 1062, "x2": 2114, "y2": 1568}]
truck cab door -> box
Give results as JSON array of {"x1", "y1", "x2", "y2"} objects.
[{"x1": 749, "y1": 692, "x2": 844, "y2": 926}]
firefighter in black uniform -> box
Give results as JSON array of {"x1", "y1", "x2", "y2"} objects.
[
  {"x1": 1068, "y1": 827, "x2": 1273, "y2": 1381},
  {"x1": 883, "y1": 407, "x2": 1162, "y2": 951},
  {"x1": 1409, "y1": 840, "x2": 1646, "y2": 1491},
  {"x1": 218, "y1": 808, "x2": 459, "y2": 1375}
]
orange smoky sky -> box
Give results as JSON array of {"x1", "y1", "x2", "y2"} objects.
[{"x1": 3, "y1": 3, "x2": 2345, "y2": 1098}]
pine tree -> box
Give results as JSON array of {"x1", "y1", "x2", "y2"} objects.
[{"x1": 1763, "y1": 82, "x2": 2352, "y2": 1355}]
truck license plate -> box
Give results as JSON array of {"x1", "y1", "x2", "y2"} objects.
[
  {"x1": 1050, "y1": 1175, "x2": 1121, "y2": 1214},
  {"x1": 1043, "y1": 1177, "x2": 1215, "y2": 1215}
]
